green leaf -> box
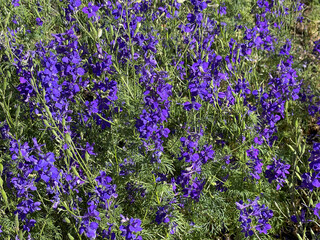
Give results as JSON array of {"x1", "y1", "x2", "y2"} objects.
[
  {"x1": 287, "y1": 144, "x2": 296, "y2": 153},
  {"x1": 98, "y1": 28, "x2": 103, "y2": 38},
  {"x1": 67, "y1": 233, "x2": 74, "y2": 240},
  {"x1": 88, "y1": 21, "x2": 97, "y2": 40},
  {"x1": 85, "y1": 151, "x2": 90, "y2": 162},
  {"x1": 0, "y1": 162, "x2": 3, "y2": 175},
  {"x1": 43, "y1": 119, "x2": 51, "y2": 127},
  {"x1": 65, "y1": 133, "x2": 72, "y2": 143},
  {"x1": 15, "y1": 105, "x2": 20, "y2": 123},
  {"x1": 71, "y1": 166, "x2": 81, "y2": 180},
  {"x1": 1, "y1": 188, "x2": 8, "y2": 207},
  {"x1": 64, "y1": 217, "x2": 71, "y2": 224}
]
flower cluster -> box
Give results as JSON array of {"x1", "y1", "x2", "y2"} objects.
[
  {"x1": 136, "y1": 67, "x2": 172, "y2": 163},
  {"x1": 175, "y1": 129, "x2": 215, "y2": 201},
  {"x1": 265, "y1": 158, "x2": 290, "y2": 190},
  {"x1": 236, "y1": 197, "x2": 273, "y2": 237},
  {"x1": 7, "y1": 138, "x2": 61, "y2": 232},
  {"x1": 120, "y1": 216, "x2": 143, "y2": 240},
  {"x1": 313, "y1": 203, "x2": 320, "y2": 220},
  {"x1": 155, "y1": 206, "x2": 171, "y2": 225},
  {"x1": 313, "y1": 40, "x2": 320, "y2": 56},
  {"x1": 309, "y1": 143, "x2": 320, "y2": 172},
  {"x1": 300, "y1": 143, "x2": 320, "y2": 191},
  {"x1": 82, "y1": 2, "x2": 100, "y2": 22},
  {"x1": 246, "y1": 147, "x2": 263, "y2": 180}
]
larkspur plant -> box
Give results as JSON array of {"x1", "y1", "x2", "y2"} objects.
[
  {"x1": 0, "y1": 0, "x2": 320, "y2": 239},
  {"x1": 236, "y1": 197, "x2": 273, "y2": 237}
]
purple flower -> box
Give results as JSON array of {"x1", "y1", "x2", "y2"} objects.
[
  {"x1": 12, "y1": 15, "x2": 18, "y2": 24},
  {"x1": 314, "y1": 203, "x2": 320, "y2": 220},
  {"x1": 155, "y1": 206, "x2": 171, "y2": 224},
  {"x1": 300, "y1": 172, "x2": 320, "y2": 191},
  {"x1": 23, "y1": 219, "x2": 36, "y2": 232},
  {"x1": 218, "y1": 5, "x2": 227, "y2": 16},
  {"x1": 170, "y1": 222, "x2": 178, "y2": 234},
  {"x1": 86, "y1": 222, "x2": 99, "y2": 239},
  {"x1": 12, "y1": 0, "x2": 19, "y2": 7},
  {"x1": 246, "y1": 147, "x2": 263, "y2": 180},
  {"x1": 291, "y1": 209, "x2": 310, "y2": 224},
  {"x1": 120, "y1": 217, "x2": 143, "y2": 240},
  {"x1": 70, "y1": 0, "x2": 81, "y2": 9},
  {"x1": 279, "y1": 39, "x2": 291, "y2": 56},
  {"x1": 129, "y1": 218, "x2": 142, "y2": 232},
  {"x1": 183, "y1": 100, "x2": 201, "y2": 111},
  {"x1": 265, "y1": 158, "x2": 290, "y2": 190},
  {"x1": 125, "y1": 182, "x2": 146, "y2": 203},
  {"x1": 77, "y1": 67, "x2": 85, "y2": 76},
  {"x1": 101, "y1": 224, "x2": 115, "y2": 239},
  {"x1": 175, "y1": 130, "x2": 212, "y2": 202},
  {"x1": 236, "y1": 197, "x2": 273, "y2": 237},
  {"x1": 0, "y1": 121, "x2": 10, "y2": 139},
  {"x1": 309, "y1": 143, "x2": 320, "y2": 172},
  {"x1": 215, "y1": 174, "x2": 229, "y2": 192},
  {"x1": 313, "y1": 40, "x2": 320, "y2": 56},
  {"x1": 82, "y1": 2, "x2": 99, "y2": 19},
  {"x1": 136, "y1": 67, "x2": 172, "y2": 163},
  {"x1": 36, "y1": 18, "x2": 43, "y2": 26}
]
